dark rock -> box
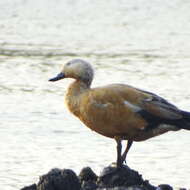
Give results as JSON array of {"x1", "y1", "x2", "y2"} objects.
[
  {"x1": 97, "y1": 164, "x2": 156, "y2": 190},
  {"x1": 21, "y1": 184, "x2": 37, "y2": 190},
  {"x1": 79, "y1": 167, "x2": 98, "y2": 190},
  {"x1": 20, "y1": 164, "x2": 186, "y2": 190},
  {"x1": 96, "y1": 186, "x2": 150, "y2": 190},
  {"x1": 81, "y1": 181, "x2": 97, "y2": 190},
  {"x1": 157, "y1": 184, "x2": 173, "y2": 190},
  {"x1": 37, "y1": 168, "x2": 80, "y2": 190},
  {"x1": 79, "y1": 167, "x2": 98, "y2": 182}
]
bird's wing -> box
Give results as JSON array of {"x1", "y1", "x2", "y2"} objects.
[
  {"x1": 79, "y1": 84, "x2": 148, "y2": 131},
  {"x1": 80, "y1": 84, "x2": 182, "y2": 130},
  {"x1": 138, "y1": 88, "x2": 183, "y2": 120},
  {"x1": 78, "y1": 84, "x2": 183, "y2": 139},
  {"x1": 89, "y1": 84, "x2": 183, "y2": 120}
]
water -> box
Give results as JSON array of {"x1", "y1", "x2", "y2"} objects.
[{"x1": 1, "y1": 0, "x2": 190, "y2": 189}]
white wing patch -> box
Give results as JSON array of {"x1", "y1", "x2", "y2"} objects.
[
  {"x1": 95, "y1": 103, "x2": 110, "y2": 108},
  {"x1": 124, "y1": 100, "x2": 141, "y2": 112},
  {"x1": 91, "y1": 99, "x2": 111, "y2": 108}
]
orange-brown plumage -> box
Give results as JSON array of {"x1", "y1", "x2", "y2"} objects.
[
  {"x1": 76, "y1": 84, "x2": 149, "y2": 139},
  {"x1": 49, "y1": 59, "x2": 190, "y2": 167}
]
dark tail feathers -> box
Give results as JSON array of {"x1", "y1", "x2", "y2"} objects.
[{"x1": 179, "y1": 110, "x2": 190, "y2": 130}]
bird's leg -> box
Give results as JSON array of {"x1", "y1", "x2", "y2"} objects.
[
  {"x1": 121, "y1": 140, "x2": 133, "y2": 164},
  {"x1": 114, "y1": 137, "x2": 123, "y2": 168}
]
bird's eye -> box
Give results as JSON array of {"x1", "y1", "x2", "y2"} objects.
[{"x1": 67, "y1": 62, "x2": 71, "y2": 66}]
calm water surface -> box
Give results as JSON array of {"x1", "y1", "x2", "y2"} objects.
[{"x1": 1, "y1": 0, "x2": 190, "y2": 189}]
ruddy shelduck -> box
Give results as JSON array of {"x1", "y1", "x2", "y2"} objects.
[{"x1": 49, "y1": 59, "x2": 190, "y2": 167}]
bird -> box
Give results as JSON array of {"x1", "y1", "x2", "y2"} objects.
[{"x1": 49, "y1": 59, "x2": 190, "y2": 168}]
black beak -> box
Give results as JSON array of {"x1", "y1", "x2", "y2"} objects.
[{"x1": 49, "y1": 72, "x2": 65, "y2": 82}]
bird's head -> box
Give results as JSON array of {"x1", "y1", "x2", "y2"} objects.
[{"x1": 49, "y1": 59, "x2": 94, "y2": 86}]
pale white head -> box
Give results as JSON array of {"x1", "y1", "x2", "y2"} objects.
[{"x1": 49, "y1": 59, "x2": 94, "y2": 86}]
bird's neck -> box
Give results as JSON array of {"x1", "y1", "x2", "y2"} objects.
[{"x1": 65, "y1": 80, "x2": 90, "y2": 116}]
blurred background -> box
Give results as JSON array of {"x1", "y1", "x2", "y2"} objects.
[{"x1": 0, "y1": 0, "x2": 190, "y2": 189}]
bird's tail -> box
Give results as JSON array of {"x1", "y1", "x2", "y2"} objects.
[{"x1": 179, "y1": 110, "x2": 190, "y2": 130}]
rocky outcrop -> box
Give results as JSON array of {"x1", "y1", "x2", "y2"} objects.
[{"x1": 20, "y1": 164, "x2": 187, "y2": 190}]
